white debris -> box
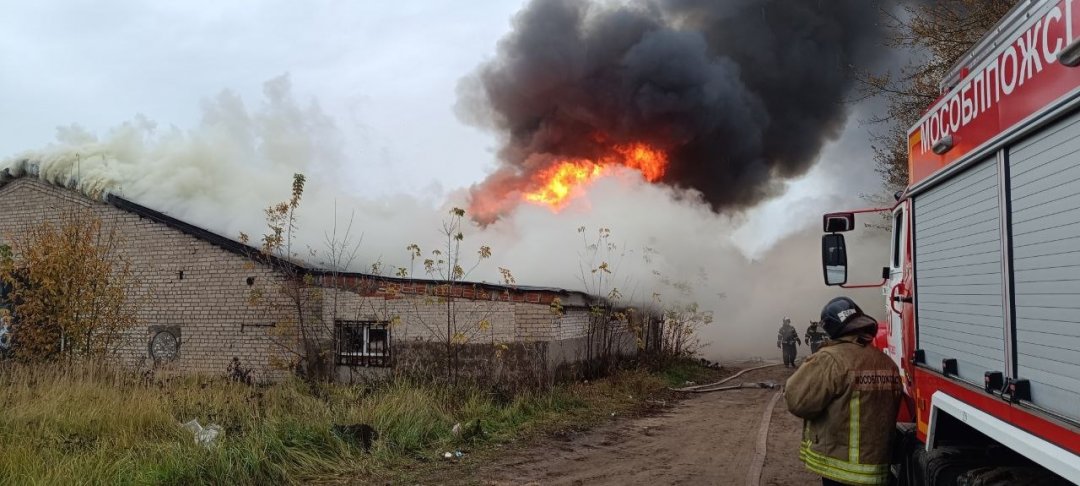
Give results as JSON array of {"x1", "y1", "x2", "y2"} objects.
[{"x1": 181, "y1": 419, "x2": 223, "y2": 448}]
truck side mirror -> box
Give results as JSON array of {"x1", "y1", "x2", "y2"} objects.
[
  {"x1": 822, "y1": 234, "x2": 848, "y2": 286},
  {"x1": 823, "y1": 212, "x2": 856, "y2": 233}
]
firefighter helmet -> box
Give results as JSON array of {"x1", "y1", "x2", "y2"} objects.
[{"x1": 820, "y1": 297, "x2": 871, "y2": 338}]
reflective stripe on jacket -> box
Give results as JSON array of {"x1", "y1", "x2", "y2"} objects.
[{"x1": 784, "y1": 323, "x2": 902, "y2": 485}]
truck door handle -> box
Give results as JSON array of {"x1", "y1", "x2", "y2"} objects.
[{"x1": 892, "y1": 296, "x2": 913, "y2": 303}]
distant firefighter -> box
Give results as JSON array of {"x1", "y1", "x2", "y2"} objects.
[
  {"x1": 777, "y1": 317, "x2": 801, "y2": 367},
  {"x1": 804, "y1": 321, "x2": 828, "y2": 353}
]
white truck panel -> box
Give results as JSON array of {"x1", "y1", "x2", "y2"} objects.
[
  {"x1": 914, "y1": 156, "x2": 1009, "y2": 385},
  {"x1": 1009, "y1": 107, "x2": 1080, "y2": 423}
]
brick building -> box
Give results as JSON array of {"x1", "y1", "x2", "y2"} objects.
[{"x1": 0, "y1": 174, "x2": 628, "y2": 381}]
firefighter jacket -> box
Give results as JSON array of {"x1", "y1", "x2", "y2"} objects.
[
  {"x1": 777, "y1": 323, "x2": 801, "y2": 346},
  {"x1": 805, "y1": 324, "x2": 827, "y2": 345},
  {"x1": 784, "y1": 327, "x2": 902, "y2": 485}
]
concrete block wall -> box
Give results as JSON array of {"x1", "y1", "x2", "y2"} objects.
[{"x1": 0, "y1": 179, "x2": 294, "y2": 381}]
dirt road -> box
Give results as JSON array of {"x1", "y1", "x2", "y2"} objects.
[{"x1": 470, "y1": 364, "x2": 819, "y2": 485}]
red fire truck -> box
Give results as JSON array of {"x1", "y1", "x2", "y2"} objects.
[{"x1": 820, "y1": 0, "x2": 1080, "y2": 483}]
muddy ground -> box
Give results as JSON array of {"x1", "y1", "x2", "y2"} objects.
[{"x1": 433, "y1": 364, "x2": 819, "y2": 485}]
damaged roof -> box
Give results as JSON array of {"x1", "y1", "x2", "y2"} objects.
[{"x1": 0, "y1": 172, "x2": 594, "y2": 305}]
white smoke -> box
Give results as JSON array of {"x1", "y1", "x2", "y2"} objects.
[{"x1": 1, "y1": 76, "x2": 888, "y2": 360}]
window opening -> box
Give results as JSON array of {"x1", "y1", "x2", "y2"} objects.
[{"x1": 335, "y1": 320, "x2": 391, "y2": 367}]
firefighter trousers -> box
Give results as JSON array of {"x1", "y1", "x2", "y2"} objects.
[{"x1": 781, "y1": 343, "x2": 797, "y2": 366}]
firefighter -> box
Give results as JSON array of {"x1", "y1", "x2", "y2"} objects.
[
  {"x1": 785, "y1": 297, "x2": 902, "y2": 486},
  {"x1": 805, "y1": 320, "x2": 828, "y2": 353},
  {"x1": 777, "y1": 317, "x2": 801, "y2": 367}
]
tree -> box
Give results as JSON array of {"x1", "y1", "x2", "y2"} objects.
[
  {"x1": 399, "y1": 207, "x2": 512, "y2": 384},
  {"x1": 0, "y1": 210, "x2": 138, "y2": 362},
  {"x1": 570, "y1": 228, "x2": 713, "y2": 373},
  {"x1": 644, "y1": 261, "x2": 713, "y2": 362},
  {"x1": 862, "y1": 0, "x2": 1019, "y2": 195},
  {"x1": 573, "y1": 226, "x2": 637, "y2": 377},
  {"x1": 240, "y1": 173, "x2": 329, "y2": 380}
]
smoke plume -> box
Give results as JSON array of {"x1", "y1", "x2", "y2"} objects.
[
  {"x1": 0, "y1": 73, "x2": 890, "y2": 361},
  {"x1": 2, "y1": 0, "x2": 901, "y2": 361},
  {"x1": 458, "y1": 0, "x2": 885, "y2": 222}
]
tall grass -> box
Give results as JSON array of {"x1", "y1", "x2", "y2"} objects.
[{"x1": 0, "y1": 364, "x2": 671, "y2": 485}]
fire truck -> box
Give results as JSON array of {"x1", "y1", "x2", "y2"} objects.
[{"x1": 820, "y1": 0, "x2": 1080, "y2": 483}]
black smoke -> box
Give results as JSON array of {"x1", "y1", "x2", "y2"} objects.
[{"x1": 458, "y1": 0, "x2": 886, "y2": 222}]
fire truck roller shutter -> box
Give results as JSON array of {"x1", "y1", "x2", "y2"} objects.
[
  {"x1": 1008, "y1": 108, "x2": 1080, "y2": 423},
  {"x1": 914, "y1": 155, "x2": 1008, "y2": 386}
]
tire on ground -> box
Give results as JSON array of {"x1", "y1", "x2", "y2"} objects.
[{"x1": 912, "y1": 446, "x2": 981, "y2": 486}]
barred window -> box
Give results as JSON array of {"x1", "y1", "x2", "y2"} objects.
[{"x1": 335, "y1": 320, "x2": 390, "y2": 367}]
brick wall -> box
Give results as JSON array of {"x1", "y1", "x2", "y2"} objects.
[
  {"x1": 321, "y1": 286, "x2": 537, "y2": 343},
  {"x1": 0, "y1": 178, "x2": 612, "y2": 382},
  {"x1": 0, "y1": 179, "x2": 294, "y2": 381},
  {"x1": 317, "y1": 284, "x2": 597, "y2": 378},
  {"x1": 555, "y1": 308, "x2": 590, "y2": 341}
]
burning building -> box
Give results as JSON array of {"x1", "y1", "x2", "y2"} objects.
[
  {"x1": 0, "y1": 173, "x2": 632, "y2": 382},
  {"x1": 0, "y1": 0, "x2": 895, "y2": 374}
]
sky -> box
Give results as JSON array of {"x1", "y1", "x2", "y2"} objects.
[
  {"x1": 0, "y1": 0, "x2": 884, "y2": 256},
  {"x1": 0, "y1": 0, "x2": 528, "y2": 196},
  {"x1": 0, "y1": 1, "x2": 893, "y2": 359}
]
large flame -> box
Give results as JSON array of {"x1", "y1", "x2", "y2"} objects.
[
  {"x1": 613, "y1": 143, "x2": 667, "y2": 182},
  {"x1": 523, "y1": 160, "x2": 606, "y2": 207},
  {"x1": 522, "y1": 142, "x2": 668, "y2": 210}
]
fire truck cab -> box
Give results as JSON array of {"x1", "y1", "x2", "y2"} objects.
[{"x1": 820, "y1": 1, "x2": 1080, "y2": 484}]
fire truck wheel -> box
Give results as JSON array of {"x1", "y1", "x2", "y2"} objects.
[{"x1": 912, "y1": 445, "x2": 980, "y2": 485}]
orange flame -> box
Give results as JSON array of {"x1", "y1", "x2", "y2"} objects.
[
  {"x1": 613, "y1": 143, "x2": 667, "y2": 182},
  {"x1": 522, "y1": 142, "x2": 668, "y2": 210},
  {"x1": 523, "y1": 160, "x2": 606, "y2": 207}
]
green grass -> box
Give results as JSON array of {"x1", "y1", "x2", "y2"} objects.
[
  {"x1": 656, "y1": 358, "x2": 725, "y2": 388},
  {"x1": 0, "y1": 363, "x2": 685, "y2": 485}
]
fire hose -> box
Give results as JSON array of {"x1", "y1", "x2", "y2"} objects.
[
  {"x1": 684, "y1": 381, "x2": 779, "y2": 393},
  {"x1": 747, "y1": 392, "x2": 784, "y2": 486},
  {"x1": 670, "y1": 363, "x2": 783, "y2": 392}
]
